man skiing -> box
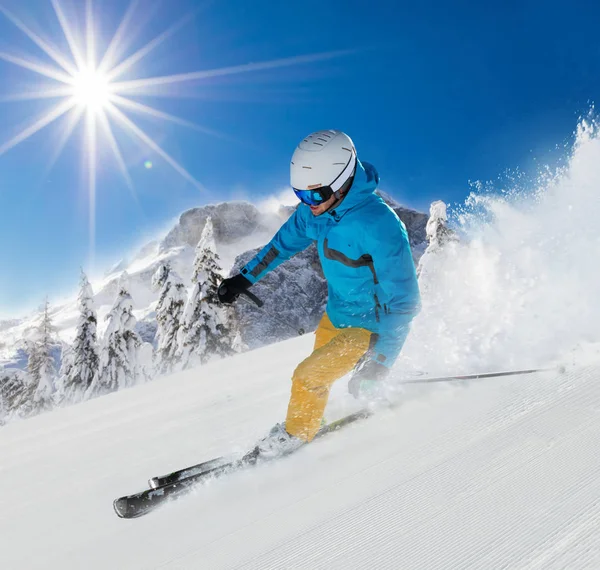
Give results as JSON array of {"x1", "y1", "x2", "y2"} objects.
[{"x1": 218, "y1": 130, "x2": 420, "y2": 458}]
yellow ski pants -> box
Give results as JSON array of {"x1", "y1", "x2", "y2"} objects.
[{"x1": 285, "y1": 313, "x2": 372, "y2": 442}]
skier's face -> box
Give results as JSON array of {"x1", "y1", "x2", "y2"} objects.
[{"x1": 309, "y1": 193, "x2": 337, "y2": 216}]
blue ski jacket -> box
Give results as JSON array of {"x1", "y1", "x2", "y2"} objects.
[{"x1": 241, "y1": 160, "x2": 421, "y2": 367}]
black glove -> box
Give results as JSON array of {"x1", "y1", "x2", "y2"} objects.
[
  {"x1": 348, "y1": 359, "x2": 389, "y2": 399},
  {"x1": 217, "y1": 274, "x2": 252, "y2": 304}
]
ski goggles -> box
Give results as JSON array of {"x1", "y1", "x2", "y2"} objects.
[
  {"x1": 293, "y1": 185, "x2": 335, "y2": 206},
  {"x1": 293, "y1": 155, "x2": 357, "y2": 207}
]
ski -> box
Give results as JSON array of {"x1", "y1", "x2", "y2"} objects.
[
  {"x1": 114, "y1": 456, "x2": 246, "y2": 519},
  {"x1": 148, "y1": 455, "x2": 233, "y2": 489},
  {"x1": 113, "y1": 408, "x2": 370, "y2": 519}
]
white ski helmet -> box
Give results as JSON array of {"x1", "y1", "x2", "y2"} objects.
[{"x1": 290, "y1": 130, "x2": 357, "y2": 195}]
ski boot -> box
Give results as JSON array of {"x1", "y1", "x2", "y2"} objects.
[{"x1": 244, "y1": 423, "x2": 304, "y2": 463}]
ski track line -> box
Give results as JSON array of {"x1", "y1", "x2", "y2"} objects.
[
  {"x1": 511, "y1": 495, "x2": 600, "y2": 569},
  {"x1": 365, "y1": 378, "x2": 600, "y2": 570},
  {"x1": 153, "y1": 367, "x2": 594, "y2": 570},
  {"x1": 227, "y1": 367, "x2": 599, "y2": 570},
  {"x1": 438, "y1": 423, "x2": 600, "y2": 570},
  {"x1": 542, "y1": 514, "x2": 600, "y2": 569}
]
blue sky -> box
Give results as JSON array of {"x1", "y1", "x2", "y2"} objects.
[{"x1": 0, "y1": 0, "x2": 598, "y2": 317}]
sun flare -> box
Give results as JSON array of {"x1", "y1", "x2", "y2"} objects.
[{"x1": 71, "y1": 67, "x2": 111, "y2": 111}]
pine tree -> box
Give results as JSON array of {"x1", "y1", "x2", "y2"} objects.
[
  {"x1": 91, "y1": 274, "x2": 143, "y2": 395},
  {"x1": 55, "y1": 342, "x2": 73, "y2": 404},
  {"x1": 0, "y1": 368, "x2": 33, "y2": 420},
  {"x1": 152, "y1": 262, "x2": 187, "y2": 375},
  {"x1": 177, "y1": 218, "x2": 236, "y2": 369},
  {"x1": 26, "y1": 300, "x2": 57, "y2": 413},
  {"x1": 417, "y1": 200, "x2": 459, "y2": 279},
  {"x1": 57, "y1": 272, "x2": 100, "y2": 404}
]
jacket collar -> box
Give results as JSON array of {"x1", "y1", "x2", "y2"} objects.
[{"x1": 327, "y1": 160, "x2": 379, "y2": 221}]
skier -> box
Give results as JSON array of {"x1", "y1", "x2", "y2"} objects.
[{"x1": 217, "y1": 130, "x2": 421, "y2": 458}]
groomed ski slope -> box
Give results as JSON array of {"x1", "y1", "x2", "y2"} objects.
[{"x1": 1, "y1": 334, "x2": 600, "y2": 569}]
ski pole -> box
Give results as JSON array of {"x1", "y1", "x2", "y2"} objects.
[
  {"x1": 240, "y1": 289, "x2": 263, "y2": 307},
  {"x1": 401, "y1": 367, "x2": 556, "y2": 385}
]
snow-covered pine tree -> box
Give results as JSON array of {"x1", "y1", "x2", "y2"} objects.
[
  {"x1": 26, "y1": 300, "x2": 57, "y2": 413},
  {"x1": 0, "y1": 368, "x2": 33, "y2": 420},
  {"x1": 177, "y1": 218, "x2": 236, "y2": 369},
  {"x1": 138, "y1": 342, "x2": 155, "y2": 384},
  {"x1": 417, "y1": 200, "x2": 459, "y2": 279},
  {"x1": 57, "y1": 272, "x2": 100, "y2": 404},
  {"x1": 55, "y1": 342, "x2": 73, "y2": 404},
  {"x1": 92, "y1": 274, "x2": 143, "y2": 396},
  {"x1": 152, "y1": 262, "x2": 187, "y2": 375}
]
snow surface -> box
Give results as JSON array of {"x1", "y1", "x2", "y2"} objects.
[{"x1": 1, "y1": 332, "x2": 600, "y2": 569}]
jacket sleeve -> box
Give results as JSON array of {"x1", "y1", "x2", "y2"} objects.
[
  {"x1": 241, "y1": 207, "x2": 314, "y2": 284},
  {"x1": 364, "y1": 209, "x2": 421, "y2": 367}
]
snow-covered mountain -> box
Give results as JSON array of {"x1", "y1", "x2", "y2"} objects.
[{"x1": 0, "y1": 194, "x2": 428, "y2": 370}]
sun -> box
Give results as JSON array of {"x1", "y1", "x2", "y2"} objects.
[{"x1": 71, "y1": 67, "x2": 111, "y2": 112}]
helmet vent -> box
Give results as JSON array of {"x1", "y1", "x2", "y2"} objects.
[
  {"x1": 313, "y1": 142, "x2": 323, "y2": 147},
  {"x1": 302, "y1": 166, "x2": 312, "y2": 169},
  {"x1": 317, "y1": 137, "x2": 328, "y2": 142}
]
